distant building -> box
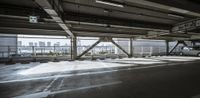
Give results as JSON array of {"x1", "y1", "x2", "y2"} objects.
[
  {"x1": 18, "y1": 41, "x2": 22, "y2": 46},
  {"x1": 29, "y1": 42, "x2": 34, "y2": 46},
  {"x1": 47, "y1": 42, "x2": 51, "y2": 46},
  {"x1": 34, "y1": 42, "x2": 37, "y2": 46},
  {"x1": 54, "y1": 42, "x2": 60, "y2": 46},
  {"x1": 64, "y1": 43, "x2": 68, "y2": 46},
  {"x1": 39, "y1": 41, "x2": 45, "y2": 46}
]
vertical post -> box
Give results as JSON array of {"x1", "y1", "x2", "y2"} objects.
[
  {"x1": 165, "y1": 40, "x2": 169, "y2": 56},
  {"x1": 32, "y1": 46, "x2": 35, "y2": 57},
  {"x1": 130, "y1": 38, "x2": 133, "y2": 57},
  {"x1": 191, "y1": 41, "x2": 196, "y2": 46},
  {"x1": 44, "y1": 46, "x2": 46, "y2": 55},
  {"x1": 150, "y1": 46, "x2": 153, "y2": 56},
  {"x1": 8, "y1": 46, "x2": 10, "y2": 58},
  {"x1": 71, "y1": 37, "x2": 77, "y2": 60},
  {"x1": 54, "y1": 45, "x2": 56, "y2": 55}
]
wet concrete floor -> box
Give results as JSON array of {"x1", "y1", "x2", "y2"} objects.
[{"x1": 0, "y1": 57, "x2": 200, "y2": 98}]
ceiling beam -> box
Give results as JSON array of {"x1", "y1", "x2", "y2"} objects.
[
  {"x1": 63, "y1": 1, "x2": 179, "y2": 21},
  {"x1": 172, "y1": 18, "x2": 200, "y2": 32},
  {"x1": 64, "y1": 11, "x2": 172, "y2": 30},
  {"x1": 127, "y1": 0, "x2": 200, "y2": 17},
  {"x1": 0, "y1": 27, "x2": 140, "y2": 38},
  {"x1": 0, "y1": 27, "x2": 67, "y2": 36},
  {"x1": 35, "y1": 0, "x2": 74, "y2": 37},
  {"x1": 65, "y1": 21, "x2": 169, "y2": 32}
]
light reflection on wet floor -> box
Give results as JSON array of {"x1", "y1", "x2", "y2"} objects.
[{"x1": 0, "y1": 56, "x2": 200, "y2": 98}]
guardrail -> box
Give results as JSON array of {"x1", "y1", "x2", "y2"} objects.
[{"x1": 0, "y1": 45, "x2": 183, "y2": 58}]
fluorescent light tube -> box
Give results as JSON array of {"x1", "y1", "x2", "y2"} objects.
[
  {"x1": 169, "y1": 8, "x2": 189, "y2": 13},
  {"x1": 96, "y1": 0, "x2": 124, "y2": 8}
]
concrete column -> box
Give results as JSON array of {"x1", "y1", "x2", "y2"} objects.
[
  {"x1": 77, "y1": 39, "x2": 101, "y2": 59},
  {"x1": 165, "y1": 40, "x2": 169, "y2": 56},
  {"x1": 71, "y1": 37, "x2": 77, "y2": 60},
  {"x1": 8, "y1": 46, "x2": 10, "y2": 58},
  {"x1": 32, "y1": 46, "x2": 36, "y2": 57}
]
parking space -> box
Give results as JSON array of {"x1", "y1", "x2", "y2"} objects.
[{"x1": 0, "y1": 56, "x2": 200, "y2": 98}]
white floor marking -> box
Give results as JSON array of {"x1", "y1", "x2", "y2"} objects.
[
  {"x1": 43, "y1": 77, "x2": 58, "y2": 91},
  {"x1": 58, "y1": 78, "x2": 64, "y2": 89},
  {"x1": 43, "y1": 70, "x2": 67, "y2": 91},
  {"x1": 51, "y1": 81, "x2": 122, "y2": 95},
  {"x1": 0, "y1": 70, "x2": 118, "y2": 84},
  {"x1": 0, "y1": 62, "x2": 183, "y2": 84},
  {"x1": 18, "y1": 60, "x2": 133, "y2": 75},
  {"x1": 13, "y1": 91, "x2": 51, "y2": 98},
  {"x1": 13, "y1": 81, "x2": 122, "y2": 98}
]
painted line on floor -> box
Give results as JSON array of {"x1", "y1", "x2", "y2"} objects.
[
  {"x1": 0, "y1": 70, "x2": 118, "y2": 84},
  {"x1": 0, "y1": 63, "x2": 182, "y2": 84},
  {"x1": 57, "y1": 78, "x2": 64, "y2": 89},
  {"x1": 13, "y1": 81, "x2": 122, "y2": 98},
  {"x1": 43, "y1": 76, "x2": 58, "y2": 91},
  {"x1": 43, "y1": 70, "x2": 66, "y2": 91},
  {"x1": 51, "y1": 81, "x2": 122, "y2": 95}
]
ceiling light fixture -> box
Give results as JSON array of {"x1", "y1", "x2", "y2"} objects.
[
  {"x1": 96, "y1": 0, "x2": 124, "y2": 8},
  {"x1": 168, "y1": 14, "x2": 184, "y2": 19},
  {"x1": 169, "y1": 8, "x2": 189, "y2": 13}
]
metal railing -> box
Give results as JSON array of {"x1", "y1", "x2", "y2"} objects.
[
  {"x1": 0, "y1": 45, "x2": 183, "y2": 58},
  {"x1": 0, "y1": 46, "x2": 71, "y2": 58}
]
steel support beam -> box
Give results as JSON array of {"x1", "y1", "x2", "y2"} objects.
[
  {"x1": 181, "y1": 41, "x2": 188, "y2": 47},
  {"x1": 111, "y1": 39, "x2": 130, "y2": 57},
  {"x1": 35, "y1": 0, "x2": 74, "y2": 37},
  {"x1": 169, "y1": 41, "x2": 187, "y2": 54},
  {"x1": 169, "y1": 42, "x2": 179, "y2": 55},
  {"x1": 77, "y1": 39, "x2": 101, "y2": 58},
  {"x1": 165, "y1": 40, "x2": 169, "y2": 55}
]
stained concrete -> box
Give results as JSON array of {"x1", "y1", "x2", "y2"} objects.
[{"x1": 0, "y1": 56, "x2": 200, "y2": 98}]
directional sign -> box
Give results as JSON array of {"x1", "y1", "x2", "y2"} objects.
[{"x1": 29, "y1": 16, "x2": 38, "y2": 23}]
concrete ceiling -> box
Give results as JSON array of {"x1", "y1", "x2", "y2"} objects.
[{"x1": 0, "y1": 0, "x2": 199, "y2": 40}]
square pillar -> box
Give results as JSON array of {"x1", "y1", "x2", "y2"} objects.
[
  {"x1": 71, "y1": 37, "x2": 77, "y2": 60},
  {"x1": 165, "y1": 40, "x2": 169, "y2": 56}
]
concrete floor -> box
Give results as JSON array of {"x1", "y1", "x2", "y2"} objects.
[{"x1": 0, "y1": 56, "x2": 200, "y2": 98}]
